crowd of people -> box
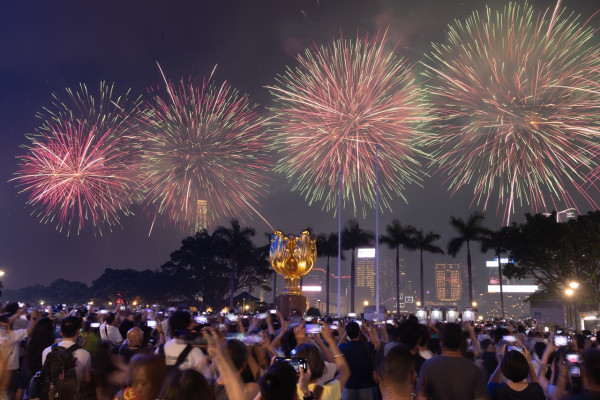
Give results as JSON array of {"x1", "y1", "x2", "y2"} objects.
[{"x1": 0, "y1": 302, "x2": 598, "y2": 400}]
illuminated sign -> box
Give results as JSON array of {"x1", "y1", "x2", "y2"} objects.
[
  {"x1": 405, "y1": 296, "x2": 414, "y2": 303},
  {"x1": 301, "y1": 286, "x2": 322, "y2": 292},
  {"x1": 486, "y1": 258, "x2": 510, "y2": 267},
  {"x1": 487, "y1": 285, "x2": 538, "y2": 293},
  {"x1": 357, "y1": 248, "x2": 375, "y2": 258}
]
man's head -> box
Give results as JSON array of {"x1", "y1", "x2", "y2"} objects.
[
  {"x1": 105, "y1": 312, "x2": 117, "y2": 326},
  {"x1": 224, "y1": 339, "x2": 248, "y2": 372},
  {"x1": 441, "y1": 323, "x2": 462, "y2": 352},
  {"x1": 375, "y1": 344, "x2": 415, "y2": 399},
  {"x1": 259, "y1": 361, "x2": 298, "y2": 400},
  {"x1": 127, "y1": 327, "x2": 143, "y2": 347},
  {"x1": 501, "y1": 350, "x2": 529, "y2": 382},
  {"x1": 168, "y1": 310, "x2": 191, "y2": 338},
  {"x1": 582, "y1": 349, "x2": 600, "y2": 389},
  {"x1": 398, "y1": 319, "x2": 421, "y2": 349},
  {"x1": 345, "y1": 321, "x2": 360, "y2": 340},
  {"x1": 61, "y1": 316, "x2": 81, "y2": 339}
]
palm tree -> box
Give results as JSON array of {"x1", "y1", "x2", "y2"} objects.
[
  {"x1": 407, "y1": 229, "x2": 444, "y2": 307},
  {"x1": 316, "y1": 233, "x2": 342, "y2": 316},
  {"x1": 342, "y1": 219, "x2": 374, "y2": 313},
  {"x1": 480, "y1": 226, "x2": 512, "y2": 319},
  {"x1": 213, "y1": 219, "x2": 256, "y2": 310},
  {"x1": 447, "y1": 212, "x2": 487, "y2": 305},
  {"x1": 379, "y1": 220, "x2": 416, "y2": 314}
]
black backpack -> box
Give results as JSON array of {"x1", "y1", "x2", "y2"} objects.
[{"x1": 30, "y1": 343, "x2": 81, "y2": 400}]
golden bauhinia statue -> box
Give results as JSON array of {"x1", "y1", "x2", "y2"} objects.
[{"x1": 269, "y1": 230, "x2": 316, "y2": 315}]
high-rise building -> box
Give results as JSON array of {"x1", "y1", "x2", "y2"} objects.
[
  {"x1": 435, "y1": 263, "x2": 462, "y2": 303},
  {"x1": 194, "y1": 199, "x2": 208, "y2": 234},
  {"x1": 380, "y1": 258, "x2": 406, "y2": 302},
  {"x1": 356, "y1": 248, "x2": 375, "y2": 297}
]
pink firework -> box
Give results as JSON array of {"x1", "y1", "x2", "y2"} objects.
[
  {"x1": 137, "y1": 67, "x2": 271, "y2": 229},
  {"x1": 268, "y1": 33, "x2": 428, "y2": 216},
  {"x1": 13, "y1": 83, "x2": 141, "y2": 235}
]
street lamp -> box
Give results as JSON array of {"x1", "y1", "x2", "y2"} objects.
[
  {"x1": 472, "y1": 301, "x2": 478, "y2": 307},
  {"x1": 569, "y1": 282, "x2": 580, "y2": 289},
  {"x1": 416, "y1": 301, "x2": 422, "y2": 307},
  {"x1": 317, "y1": 299, "x2": 322, "y2": 315},
  {"x1": 565, "y1": 288, "x2": 575, "y2": 329},
  {"x1": 363, "y1": 300, "x2": 369, "y2": 307},
  {"x1": 0, "y1": 270, "x2": 5, "y2": 278}
]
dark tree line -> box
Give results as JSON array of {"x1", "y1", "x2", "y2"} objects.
[{"x1": 7, "y1": 212, "x2": 600, "y2": 316}]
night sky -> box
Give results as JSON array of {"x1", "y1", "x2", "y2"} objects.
[{"x1": 1, "y1": 0, "x2": 599, "y2": 294}]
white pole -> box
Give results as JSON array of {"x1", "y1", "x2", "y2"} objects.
[
  {"x1": 375, "y1": 145, "x2": 380, "y2": 320},
  {"x1": 337, "y1": 171, "x2": 342, "y2": 318}
]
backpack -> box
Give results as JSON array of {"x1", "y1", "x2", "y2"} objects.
[
  {"x1": 158, "y1": 343, "x2": 193, "y2": 372},
  {"x1": 30, "y1": 343, "x2": 81, "y2": 400}
]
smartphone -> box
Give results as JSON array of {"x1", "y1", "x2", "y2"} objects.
[
  {"x1": 226, "y1": 315, "x2": 239, "y2": 322},
  {"x1": 256, "y1": 313, "x2": 267, "y2": 320},
  {"x1": 147, "y1": 320, "x2": 158, "y2": 328},
  {"x1": 507, "y1": 345, "x2": 524, "y2": 353},
  {"x1": 194, "y1": 316, "x2": 208, "y2": 324},
  {"x1": 100, "y1": 310, "x2": 108, "y2": 314},
  {"x1": 270, "y1": 310, "x2": 277, "y2": 314},
  {"x1": 566, "y1": 353, "x2": 581, "y2": 364},
  {"x1": 243, "y1": 334, "x2": 263, "y2": 345},
  {"x1": 354, "y1": 320, "x2": 363, "y2": 326},
  {"x1": 386, "y1": 319, "x2": 394, "y2": 324},
  {"x1": 18, "y1": 302, "x2": 24, "y2": 308},
  {"x1": 503, "y1": 335, "x2": 517, "y2": 343},
  {"x1": 303, "y1": 316, "x2": 313, "y2": 322},
  {"x1": 329, "y1": 325, "x2": 339, "y2": 330},
  {"x1": 226, "y1": 333, "x2": 245, "y2": 341},
  {"x1": 348, "y1": 313, "x2": 357, "y2": 318},
  {"x1": 275, "y1": 357, "x2": 307, "y2": 374},
  {"x1": 555, "y1": 335, "x2": 568, "y2": 347},
  {"x1": 305, "y1": 324, "x2": 322, "y2": 334},
  {"x1": 90, "y1": 322, "x2": 100, "y2": 328},
  {"x1": 570, "y1": 365, "x2": 581, "y2": 377},
  {"x1": 119, "y1": 306, "x2": 126, "y2": 311},
  {"x1": 19, "y1": 315, "x2": 27, "y2": 320}
]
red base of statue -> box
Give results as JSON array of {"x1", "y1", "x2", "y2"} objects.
[{"x1": 277, "y1": 294, "x2": 308, "y2": 318}]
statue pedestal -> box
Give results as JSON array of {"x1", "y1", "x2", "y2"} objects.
[{"x1": 277, "y1": 294, "x2": 308, "y2": 318}]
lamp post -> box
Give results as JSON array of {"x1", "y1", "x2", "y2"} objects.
[
  {"x1": 565, "y1": 288, "x2": 574, "y2": 329},
  {"x1": 569, "y1": 282, "x2": 580, "y2": 330}
]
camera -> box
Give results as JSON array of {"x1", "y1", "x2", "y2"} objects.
[{"x1": 275, "y1": 357, "x2": 308, "y2": 374}]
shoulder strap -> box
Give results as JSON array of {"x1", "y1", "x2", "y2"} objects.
[
  {"x1": 104, "y1": 325, "x2": 115, "y2": 346},
  {"x1": 174, "y1": 344, "x2": 193, "y2": 367},
  {"x1": 158, "y1": 343, "x2": 165, "y2": 357},
  {"x1": 65, "y1": 344, "x2": 80, "y2": 354},
  {"x1": 313, "y1": 385, "x2": 324, "y2": 400}
]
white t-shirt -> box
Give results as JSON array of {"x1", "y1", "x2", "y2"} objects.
[
  {"x1": 42, "y1": 340, "x2": 91, "y2": 381},
  {"x1": 99, "y1": 322, "x2": 123, "y2": 346},
  {"x1": 156, "y1": 338, "x2": 210, "y2": 376},
  {"x1": 5, "y1": 329, "x2": 28, "y2": 370}
]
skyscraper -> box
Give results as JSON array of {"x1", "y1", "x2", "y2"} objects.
[
  {"x1": 356, "y1": 248, "x2": 375, "y2": 296},
  {"x1": 194, "y1": 199, "x2": 207, "y2": 234},
  {"x1": 435, "y1": 263, "x2": 462, "y2": 303}
]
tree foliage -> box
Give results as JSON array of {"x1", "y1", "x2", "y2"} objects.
[{"x1": 503, "y1": 211, "x2": 600, "y2": 308}]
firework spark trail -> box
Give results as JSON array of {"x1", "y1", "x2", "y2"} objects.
[
  {"x1": 138, "y1": 69, "x2": 272, "y2": 229},
  {"x1": 13, "y1": 83, "x2": 141, "y2": 235},
  {"x1": 421, "y1": 2, "x2": 600, "y2": 225},
  {"x1": 268, "y1": 33, "x2": 428, "y2": 216}
]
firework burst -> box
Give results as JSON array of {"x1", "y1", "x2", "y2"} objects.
[
  {"x1": 13, "y1": 82, "x2": 142, "y2": 235},
  {"x1": 137, "y1": 67, "x2": 271, "y2": 229},
  {"x1": 421, "y1": 1, "x2": 600, "y2": 224},
  {"x1": 268, "y1": 33, "x2": 428, "y2": 216}
]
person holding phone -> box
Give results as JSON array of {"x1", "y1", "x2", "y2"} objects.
[
  {"x1": 487, "y1": 345, "x2": 545, "y2": 400},
  {"x1": 296, "y1": 323, "x2": 350, "y2": 400}
]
